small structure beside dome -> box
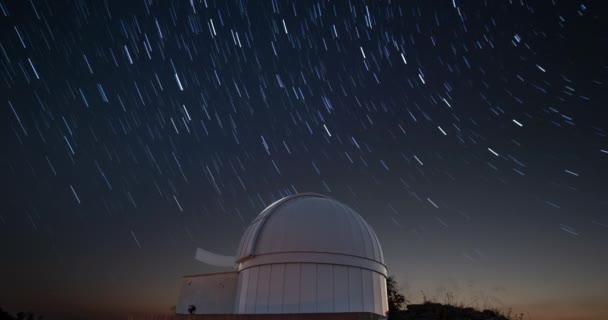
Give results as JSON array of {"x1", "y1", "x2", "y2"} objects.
[{"x1": 176, "y1": 193, "x2": 389, "y2": 319}]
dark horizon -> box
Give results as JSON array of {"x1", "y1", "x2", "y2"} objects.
[{"x1": 2, "y1": 1, "x2": 607, "y2": 320}]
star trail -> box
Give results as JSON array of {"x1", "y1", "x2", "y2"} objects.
[{"x1": 1, "y1": 1, "x2": 607, "y2": 319}]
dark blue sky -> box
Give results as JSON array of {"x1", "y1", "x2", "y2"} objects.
[{"x1": 1, "y1": 1, "x2": 607, "y2": 319}]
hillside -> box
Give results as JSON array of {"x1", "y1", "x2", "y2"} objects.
[{"x1": 390, "y1": 303, "x2": 522, "y2": 320}]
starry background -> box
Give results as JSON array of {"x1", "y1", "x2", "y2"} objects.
[{"x1": 1, "y1": 0, "x2": 607, "y2": 319}]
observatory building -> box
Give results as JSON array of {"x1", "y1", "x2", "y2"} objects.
[{"x1": 176, "y1": 193, "x2": 389, "y2": 319}]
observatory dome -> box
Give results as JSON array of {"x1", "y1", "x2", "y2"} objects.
[
  {"x1": 178, "y1": 193, "x2": 389, "y2": 317},
  {"x1": 236, "y1": 193, "x2": 385, "y2": 266}
]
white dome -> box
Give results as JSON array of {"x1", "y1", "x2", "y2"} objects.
[
  {"x1": 235, "y1": 193, "x2": 385, "y2": 267},
  {"x1": 179, "y1": 193, "x2": 389, "y2": 316}
]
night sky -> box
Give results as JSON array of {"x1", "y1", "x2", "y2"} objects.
[{"x1": 2, "y1": 1, "x2": 607, "y2": 319}]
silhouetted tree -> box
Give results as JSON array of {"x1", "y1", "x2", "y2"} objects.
[
  {"x1": 387, "y1": 276, "x2": 406, "y2": 318},
  {"x1": 0, "y1": 307, "x2": 15, "y2": 320},
  {"x1": 0, "y1": 308, "x2": 42, "y2": 320}
]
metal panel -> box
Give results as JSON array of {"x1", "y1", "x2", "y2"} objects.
[
  {"x1": 299, "y1": 264, "x2": 317, "y2": 313},
  {"x1": 237, "y1": 222, "x2": 255, "y2": 261},
  {"x1": 351, "y1": 210, "x2": 375, "y2": 260},
  {"x1": 373, "y1": 272, "x2": 382, "y2": 315},
  {"x1": 268, "y1": 264, "x2": 285, "y2": 313},
  {"x1": 245, "y1": 267, "x2": 259, "y2": 314},
  {"x1": 235, "y1": 193, "x2": 386, "y2": 267},
  {"x1": 255, "y1": 265, "x2": 271, "y2": 313},
  {"x1": 347, "y1": 267, "x2": 364, "y2": 312},
  {"x1": 316, "y1": 264, "x2": 334, "y2": 313},
  {"x1": 332, "y1": 265, "x2": 349, "y2": 312},
  {"x1": 380, "y1": 275, "x2": 389, "y2": 315},
  {"x1": 234, "y1": 271, "x2": 243, "y2": 313},
  {"x1": 369, "y1": 227, "x2": 384, "y2": 263},
  {"x1": 233, "y1": 263, "x2": 386, "y2": 316},
  {"x1": 342, "y1": 201, "x2": 369, "y2": 259},
  {"x1": 237, "y1": 269, "x2": 249, "y2": 313},
  {"x1": 251, "y1": 196, "x2": 384, "y2": 262},
  {"x1": 283, "y1": 263, "x2": 301, "y2": 313},
  {"x1": 333, "y1": 201, "x2": 356, "y2": 257},
  {"x1": 238, "y1": 251, "x2": 387, "y2": 276},
  {"x1": 237, "y1": 194, "x2": 326, "y2": 261},
  {"x1": 345, "y1": 204, "x2": 372, "y2": 259},
  {"x1": 360, "y1": 215, "x2": 381, "y2": 262},
  {"x1": 361, "y1": 269, "x2": 375, "y2": 313}
]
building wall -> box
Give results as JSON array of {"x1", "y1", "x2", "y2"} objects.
[
  {"x1": 234, "y1": 263, "x2": 388, "y2": 316},
  {"x1": 129, "y1": 312, "x2": 386, "y2": 320},
  {"x1": 177, "y1": 272, "x2": 238, "y2": 314}
]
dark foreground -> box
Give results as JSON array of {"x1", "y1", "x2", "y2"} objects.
[
  {"x1": 392, "y1": 303, "x2": 514, "y2": 320},
  {"x1": 127, "y1": 313, "x2": 383, "y2": 320},
  {"x1": 2, "y1": 304, "x2": 517, "y2": 320}
]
